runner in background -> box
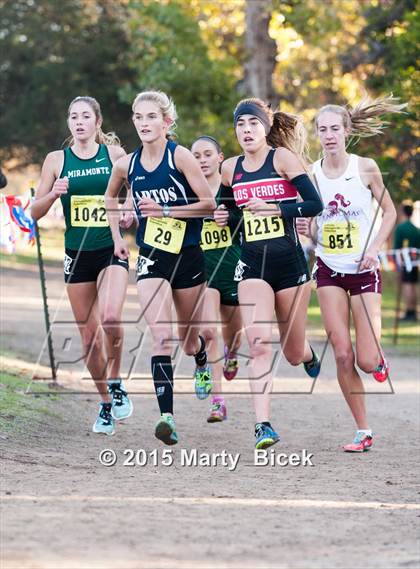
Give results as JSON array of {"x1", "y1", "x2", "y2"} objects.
[
  {"x1": 31, "y1": 96, "x2": 133, "y2": 436},
  {"x1": 105, "y1": 91, "x2": 215, "y2": 445},
  {"x1": 394, "y1": 200, "x2": 419, "y2": 322},
  {"x1": 215, "y1": 98, "x2": 323, "y2": 449},
  {"x1": 298, "y1": 95, "x2": 404, "y2": 452},
  {"x1": 191, "y1": 136, "x2": 243, "y2": 423}
]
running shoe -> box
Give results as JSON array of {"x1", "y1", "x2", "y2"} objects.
[
  {"x1": 108, "y1": 379, "x2": 133, "y2": 420},
  {"x1": 194, "y1": 364, "x2": 213, "y2": 400},
  {"x1": 343, "y1": 432, "x2": 373, "y2": 453},
  {"x1": 372, "y1": 357, "x2": 389, "y2": 383},
  {"x1": 303, "y1": 347, "x2": 321, "y2": 379},
  {"x1": 223, "y1": 346, "x2": 239, "y2": 381},
  {"x1": 207, "y1": 400, "x2": 227, "y2": 423},
  {"x1": 155, "y1": 413, "x2": 178, "y2": 445},
  {"x1": 255, "y1": 423, "x2": 280, "y2": 450},
  {"x1": 92, "y1": 402, "x2": 115, "y2": 436}
]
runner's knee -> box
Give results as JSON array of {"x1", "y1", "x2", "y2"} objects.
[
  {"x1": 249, "y1": 340, "x2": 271, "y2": 361},
  {"x1": 334, "y1": 348, "x2": 355, "y2": 369},
  {"x1": 356, "y1": 354, "x2": 377, "y2": 373},
  {"x1": 81, "y1": 328, "x2": 103, "y2": 355},
  {"x1": 152, "y1": 330, "x2": 173, "y2": 355}
]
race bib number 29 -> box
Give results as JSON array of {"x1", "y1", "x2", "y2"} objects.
[
  {"x1": 144, "y1": 217, "x2": 186, "y2": 254},
  {"x1": 71, "y1": 195, "x2": 108, "y2": 227},
  {"x1": 243, "y1": 210, "x2": 284, "y2": 242}
]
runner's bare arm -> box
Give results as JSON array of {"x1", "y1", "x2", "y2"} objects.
[
  {"x1": 31, "y1": 151, "x2": 66, "y2": 221},
  {"x1": 357, "y1": 157, "x2": 397, "y2": 270},
  {"x1": 105, "y1": 154, "x2": 131, "y2": 257}
]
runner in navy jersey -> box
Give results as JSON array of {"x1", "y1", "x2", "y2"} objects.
[
  {"x1": 297, "y1": 96, "x2": 403, "y2": 452},
  {"x1": 214, "y1": 97, "x2": 323, "y2": 449},
  {"x1": 105, "y1": 91, "x2": 215, "y2": 445}
]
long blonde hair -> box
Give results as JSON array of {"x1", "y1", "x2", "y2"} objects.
[
  {"x1": 132, "y1": 90, "x2": 178, "y2": 137},
  {"x1": 234, "y1": 97, "x2": 308, "y2": 161},
  {"x1": 64, "y1": 96, "x2": 120, "y2": 147},
  {"x1": 315, "y1": 94, "x2": 407, "y2": 138}
]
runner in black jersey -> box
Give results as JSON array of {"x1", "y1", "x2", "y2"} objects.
[
  {"x1": 105, "y1": 91, "x2": 215, "y2": 445},
  {"x1": 31, "y1": 96, "x2": 133, "y2": 436},
  {"x1": 215, "y1": 98, "x2": 323, "y2": 449},
  {"x1": 191, "y1": 136, "x2": 243, "y2": 423}
]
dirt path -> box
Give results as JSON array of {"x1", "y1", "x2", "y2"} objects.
[{"x1": 1, "y1": 262, "x2": 419, "y2": 569}]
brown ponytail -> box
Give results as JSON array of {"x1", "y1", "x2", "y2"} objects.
[{"x1": 268, "y1": 111, "x2": 308, "y2": 160}]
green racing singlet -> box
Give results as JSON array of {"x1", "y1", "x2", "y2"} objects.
[{"x1": 60, "y1": 144, "x2": 114, "y2": 251}]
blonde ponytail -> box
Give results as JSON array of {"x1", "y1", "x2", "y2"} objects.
[{"x1": 316, "y1": 94, "x2": 407, "y2": 139}]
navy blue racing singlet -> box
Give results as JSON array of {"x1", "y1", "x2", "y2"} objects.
[{"x1": 128, "y1": 140, "x2": 202, "y2": 250}]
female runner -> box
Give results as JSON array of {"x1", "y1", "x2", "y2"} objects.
[
  {"x1": 215, "y1": 98, "x2": 323, "y2": 449},
  {"x1": 298, "y1": 96, "x2": 402, "y2": 452},
  {"x1": 191, "y1": 136, "x2": 243, "y2": 423},
  {"x1": 105, "y1": 91, "x2": 215, "y2": 445},
  {"x1": 32, "y1": 96, "x2": 133, "y2": 436}
]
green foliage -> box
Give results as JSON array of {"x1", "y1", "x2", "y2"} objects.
[
  {"x1": 0, "y1": 0, "x2": 137, "y2": 166},
  {"x1": 121, "y1": 0, "x2": 239, "y2": 153},
  {"x1": 0, "y1": 367, "x2": 59, "y2": 434},
  {"x1": 0, "y1": 0, "x2": 417, "y2": 189}
]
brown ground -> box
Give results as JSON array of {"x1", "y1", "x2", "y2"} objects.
[{"x1": 1, "y1": 261, "x2": 419, "y2": 569}]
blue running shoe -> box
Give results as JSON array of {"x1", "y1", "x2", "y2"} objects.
[
  {"x1": 303, "y1": 347, "x2": 321, "y2": 379},
  {"x1": 194, "y1": 364, "x2": 212, "y2": 400},
  {"x1": 92, "y1": 402, "x2": 115, "y2": 436},
  {"x1": 108, "y1": 379, "x2": 133, "y2": 421},
  {"x1": 155, "y1": 413, "x2": 178, "y2": 445},
  {"x1": 255, "y1": 423, "x2": 280, "y2": 449}
]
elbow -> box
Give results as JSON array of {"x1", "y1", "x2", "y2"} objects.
[
  {"x1": 204, "y1": 197, "x2": 216, "y2": 214},
  {"x1": 309, "y1": 199, "x2": 323, "y2": 217},
  {"x1": 30, "y1": 205, "x2": 40, "y2": 221}
]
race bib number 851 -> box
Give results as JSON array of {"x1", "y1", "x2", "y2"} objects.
[
  {"x1": 243, "y1": 210, "x2": 284, "y2": 242},
  {"x1": 71, "y1": 195, "x2": 108, "y2": 227},
  {"x1": 144, "y1": 217, "x2": 186, "y2": 254},
  {"x1": 322, "y1": 221, "x2": 360, "y2": 254}
]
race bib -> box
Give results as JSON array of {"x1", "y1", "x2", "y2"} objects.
[
  {"x1": 243, "y1": 210, "x2": 284, "y2": 242},
  {"x1": 143, "y1": 217, "x2": 186, "y2": 254},
  {"x1": 71, "y1": 195, "x2": 108, "y2": 227},
  {"x1": 322, "y1": 221, "x2": 360, "y2": 254},
  {"x1": 200, "y1": 220, "x2": 232, "y2": 251}
]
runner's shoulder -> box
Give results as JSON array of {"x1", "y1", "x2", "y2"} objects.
[
  {"x1": 107, "y1": 144, "x2": 127, "y2": 163},
  {"x1": 221, "y1": 156, "x2": 239, "y2": 185}
]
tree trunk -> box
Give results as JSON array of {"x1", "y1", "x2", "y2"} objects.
[{"x1": 243, "y1": 0, "x2": 277, "y2": 105}]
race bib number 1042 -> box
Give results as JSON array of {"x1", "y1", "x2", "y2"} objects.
[{"x1": 71, "y1": 195, "x2": 108, "y2": 227}]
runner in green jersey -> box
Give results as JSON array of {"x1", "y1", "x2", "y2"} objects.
[
  {"x1": 31, "y1": 96, "x2": 133, "y2": 436},
  {"x1": 191, "y1": 136, "x2": 243, "y2": 423}
]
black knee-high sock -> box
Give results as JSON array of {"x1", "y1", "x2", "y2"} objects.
[
  {"x1": 194, "y1": 335, "x2": 207, "y2": 368},
  {"x1": 151, "y1": 355, "x2": 174, "y2": 414}
]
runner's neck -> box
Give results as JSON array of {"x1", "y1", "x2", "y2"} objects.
[
  {"x1": 243, "y1": 144, "x2": 271, "y2": 172},
  {"x1": 322, "y1": 151, "x2": 350, "y2": 178},
  {"x1": 71, "y1": 140, "x2": 99, "y2": 160},
  {"x1": 206, "y1": 172, "x2": 221, "y2": 196}
]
